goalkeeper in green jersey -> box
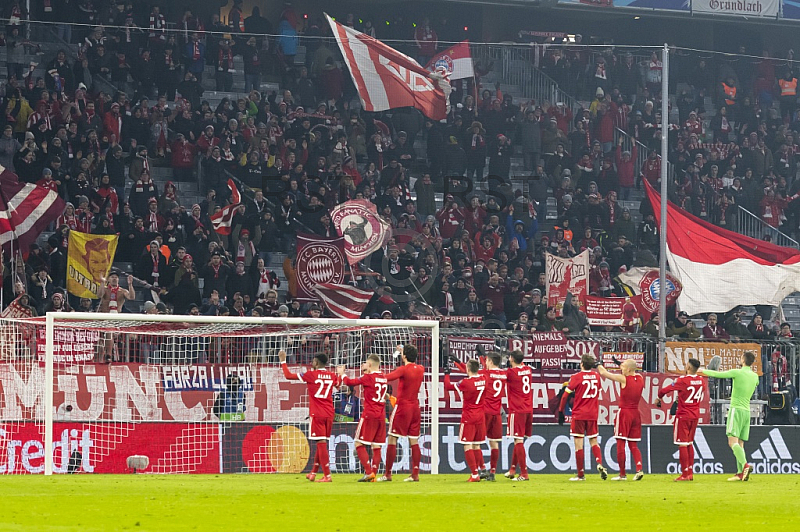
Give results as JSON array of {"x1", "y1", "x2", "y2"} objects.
[{"x1": 698, "y1": 351, "x2": 759, "y2": 482}]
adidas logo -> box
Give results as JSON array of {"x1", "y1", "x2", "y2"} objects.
[
  {"x1": 667, "y1": 428, "x2": 724, "y2": 474},
  {"x1": 750, "y1": 429, "x2": 800, "y2": 474}
]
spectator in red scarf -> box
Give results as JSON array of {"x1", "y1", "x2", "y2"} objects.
[
  {"x1": 102, "y1": 102, "x2": 122, "y2": 144},
  {"x1": 701, "y1": 313, "x2": 730, "y2": 341}
]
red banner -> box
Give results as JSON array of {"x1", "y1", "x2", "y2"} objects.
[
  {"x1": 585, "y1": 296, "x2": 627, "y2": 326},
  {"x1": 36, "y1": 327, "x2": 100, "y2": 364},
  {"x1": 601, "y1": 352, "x2": 645, "y2": 371},
  {"x1": 418, "y1": 315, "x2": 483, "y2": 323},
  {"x1": 0, "y1": 422, "x2": 220, "y2": 474},
  {"x1": 508, "y1": 332, "x2": 600, "y2": 369},
  {"x1": 447, "y1": 336, "x2": 498, "y2": 363},
  {"x1": 295, "y1": 233, "x2": 347, "y2": 301},
  {"x1": 546, "y1": 250, "x2": 589, "y2": 317}
]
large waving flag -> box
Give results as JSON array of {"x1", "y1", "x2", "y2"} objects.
[
  {"x1": 0, "y1": 165, "x2": 65, "y2": 255},
  {"x1": 330, "y1": 199, "x2": 392, "y2": 265},
  {"x1": 210, "y1": 179, "x2": 241, "y2": 235},
  {"x1": 326, "y1": 14, "x2": 450, "y2": 120},
  {"x1": 313, "y1": 283, "x2": 374, "y2": 319},
  {"x1": 645, "y1": 180, "x2": 800, "y2": 315},
  {"x1": 66, "y1": 231, "x2": 118, "y2": 298},
  {"x1": 425, "y1": 41, "x2": 474, "y2": 80}
]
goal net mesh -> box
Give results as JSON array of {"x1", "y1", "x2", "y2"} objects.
[{"x1": 0, "y1": 316, "x2": 436, "y2": 475}]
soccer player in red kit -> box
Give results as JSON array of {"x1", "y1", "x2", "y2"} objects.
[
  {"x1": 381, "y1": 344, "x2": 425, "y2": 482},
  {"x1": 444, "y1": 359, "x2": 487, "y2": 482},
  {"x1": 279, "y1": 349, "x2": 342, "y2": 483},
  {"x1": 336, "y1": 354, "x2": 388, "y2": 482},
  {"x1": 598, "y1": 359, "x2": 645, "y2": 481},
  {"x1": 559, "y1": 354, "x2": 608, "y2": 481},
  {"x1": 451, "y1": 350, "x2": 506, "y2": 481},
  {"x1": 504, "y1": 350, "x2": 533, "y2": 481},
  {"x1": 656, "y1": 358, "x2": 706, "y2": 481}
]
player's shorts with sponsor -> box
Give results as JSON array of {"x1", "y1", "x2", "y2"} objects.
[
  {"x1": 459, "y1": 420, "x2": 487, "y2": 444},
  {"x1": 485, "y1": 413, "x2": 503, "y2": 441},
  {"x1": 309, "y1": 415, "x2": 333, "y2": 440},
  {"x1": 354, "y1": 416, "x2": 386, "y2": 446},
  {"x1": 507, "y1": 412, "x2": 533, "y2": 438},
  {"x1": 613, "y1": 408, "x2": 642, "y2": 441},
  {"x1": 673, "y1": 417, "x2": 699, "y2": 446},
  {"x1": 726, "y1": 406, "x2": 751, "y2": 441},
  {"x1": 570, "y1": 418, "x2": 599, "y2": 439},
  {"x1": 388, "y1": 403, "x2": 421, "y2": 438}
]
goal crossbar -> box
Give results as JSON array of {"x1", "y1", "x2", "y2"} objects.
[{"x1": 41, "y1": 313, "x2": 440, "y2": 475}]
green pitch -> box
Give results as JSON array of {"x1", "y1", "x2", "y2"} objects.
[{"x1": 1, "y1": 474, "x2": 797, "y2": 531}]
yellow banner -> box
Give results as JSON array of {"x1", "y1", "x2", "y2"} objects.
[
  {"x1": 66, "y1": 231, "x2": 118, "y2": 299},
  {"x1": 664, "y1": 341, "x2": 763, "y2": 376}
]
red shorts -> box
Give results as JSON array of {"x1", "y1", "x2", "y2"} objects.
[
  {"x1": 570, "y1": 418, "x2": 599, "y2": 438},
  {"x1": 485, "y1": 413, "x2": 503, "y2": 442},
  {"x1": 673, "y1": 417, "x2": 699, "y2": 446},
  {"x1": 459, "y1": 420, "x2": 486, "y2": 444},
  {"x1": 388, "y1": 404, "x2": 421, "y2": 438},
  {"x1": 507, "y1": 412, "x2": 532, "y2": 439},
  {"x1": 355, "y1": 416, "x2": 386, "y2": 446},
  {"x1": 614, "y1": 408, "x2": 642, "y2": 441},
  {"x1": 309, "y1": 415, "x2": 332, "y2": 440}
]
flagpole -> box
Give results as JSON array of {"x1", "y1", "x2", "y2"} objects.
[{"x1": 657, "y1": 43, "x2": 669, "y2": 373}]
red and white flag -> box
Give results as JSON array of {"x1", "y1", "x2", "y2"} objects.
[
  {"x1": 425, "y1": 41, "x2": 474, "y2": 80},
  {"x1": 545, "y1": 249, "x2": 589, "y2": 317},
  {"x1": 313, "y1": 283, "x2": 374, "y2": 319},
  {"x1": 645, "y1": 180, "x2": 800, "y2": 315},
  {"x1": 0, "y1": 165, "x2": 66, "y2": 255},
  {"x1": 210, "y1": 179, "x2": 241, "y2": 235},
  {"x1": 326, "y1": 14, "x2": 450, "y2": 120}
]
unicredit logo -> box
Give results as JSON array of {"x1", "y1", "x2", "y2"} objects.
[{"x1": 0, "y1": 428, "x2": 94, "y2": 474}]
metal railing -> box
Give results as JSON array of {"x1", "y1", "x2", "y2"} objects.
[
  {"x1": 438, "y1": 328, "x2": 800, "y2": 424},
  {"x1": 613, "y1": 127, "x2": 677, "y2": 187},
  {"x1": 472, "y1": 44, "x2": 582, "y2": 121},
  {"x1": 737, "y1": 206, "x2": 799, "y2": 248}
]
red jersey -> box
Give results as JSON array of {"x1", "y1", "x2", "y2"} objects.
[
  {"x1": 567, "y1": 370, "x2": 601, "y2": 421},
  {"x1": 343, "y1": 372, "x2": 388, "y2": 419},
  {"x1": 480, "y1": 368, "x2": 507, "y2": 415},
  {"x1": 505, "y1": 365, "x2": 533, "y2": 413},
  {"x1": 619, "y1": 374, "x2": 644, "y2": 410},
  {"x1": 658, "y1": 374, "x2": 706, "y2": 419},
  {"x1": 446, "y1": 375, "x2": 486, "y2": 424},
  {"x1": 385, "y1": 363, "x2": 424, "y2": 406},
  {"x1": 282, "y1": 364, "x2": 341, "y2": 418},
  {"x1": 454, "y1": 361, "x2": 506, "y2": 415}
]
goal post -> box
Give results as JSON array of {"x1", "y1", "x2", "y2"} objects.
[{"x1": 30, "y1": 312, "x2": 441, "y2": 476}]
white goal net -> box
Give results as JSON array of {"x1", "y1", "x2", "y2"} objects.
[{"x1": 0, "y1": 314, "x2": 439, "y2": 475}]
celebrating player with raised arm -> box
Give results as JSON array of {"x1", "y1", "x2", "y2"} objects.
[
  {"x1": 382, "y1": 344, "x2": 425, "y2": 482},
  {"x1": 656, "y1": 357, "x2": 706, "y2": 481},
  {"x1": 559, "y1": 354, "x2": 608, "y2": 481},
  {"x1": 698, "y1": 351, "x2": 759, "y2": 481},
  {"x1": 451, "y1": 349, "x2": 506, "y2": 481},
  {"x1": 444, "y1": 359, "x2": 488, "y2": 482},
  {"x1": 597, "y1": 359, "x2": 645, "y2": 481},
  {"x1": 504, "y1": 350, "x2": 533, "y2": 481},
  {"x1": 279, "y1": 350, "x2": 342, "y2": 483},
  {"x1": 336, "y1": 354, "x2": 389, "y2": 482}
]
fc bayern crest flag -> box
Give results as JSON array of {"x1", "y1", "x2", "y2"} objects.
[
  {"x1": 330, "y1": 200, "x2": 392, "y2": 265},
  {"x1": 325, "y1": 14, "x2": 450, "y2": 120},
  {"x1": 425, "y1": 41, "x2": 475, "y2": 80},
  {"x1": 295, "y1": 233, "x2": 347, "y2": 301}
]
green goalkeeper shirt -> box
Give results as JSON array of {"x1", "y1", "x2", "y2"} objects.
[{"x1": 704, "y1": 366, "x2": 759, "y2": 410}]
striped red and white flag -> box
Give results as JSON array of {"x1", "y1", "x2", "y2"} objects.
[
  {"x1": 326, "y1": 14, "x2": 449, "y2": 120},
  {"x1": 0, "y1": 165, "x2": 66, "y2": 255},
  {"x1": 210, "y1": 179, "x2": 241, "y2": 235},
  {"x1": 645, "y1": 180, "x2": 800, "y2": 315},
  {"x1": 312, "y1": 283, "x2": 374, "y2": 319}
]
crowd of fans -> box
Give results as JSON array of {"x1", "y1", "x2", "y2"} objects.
[{"x1": 1, "y1": 2, "x2": 800, "y2": 346}]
